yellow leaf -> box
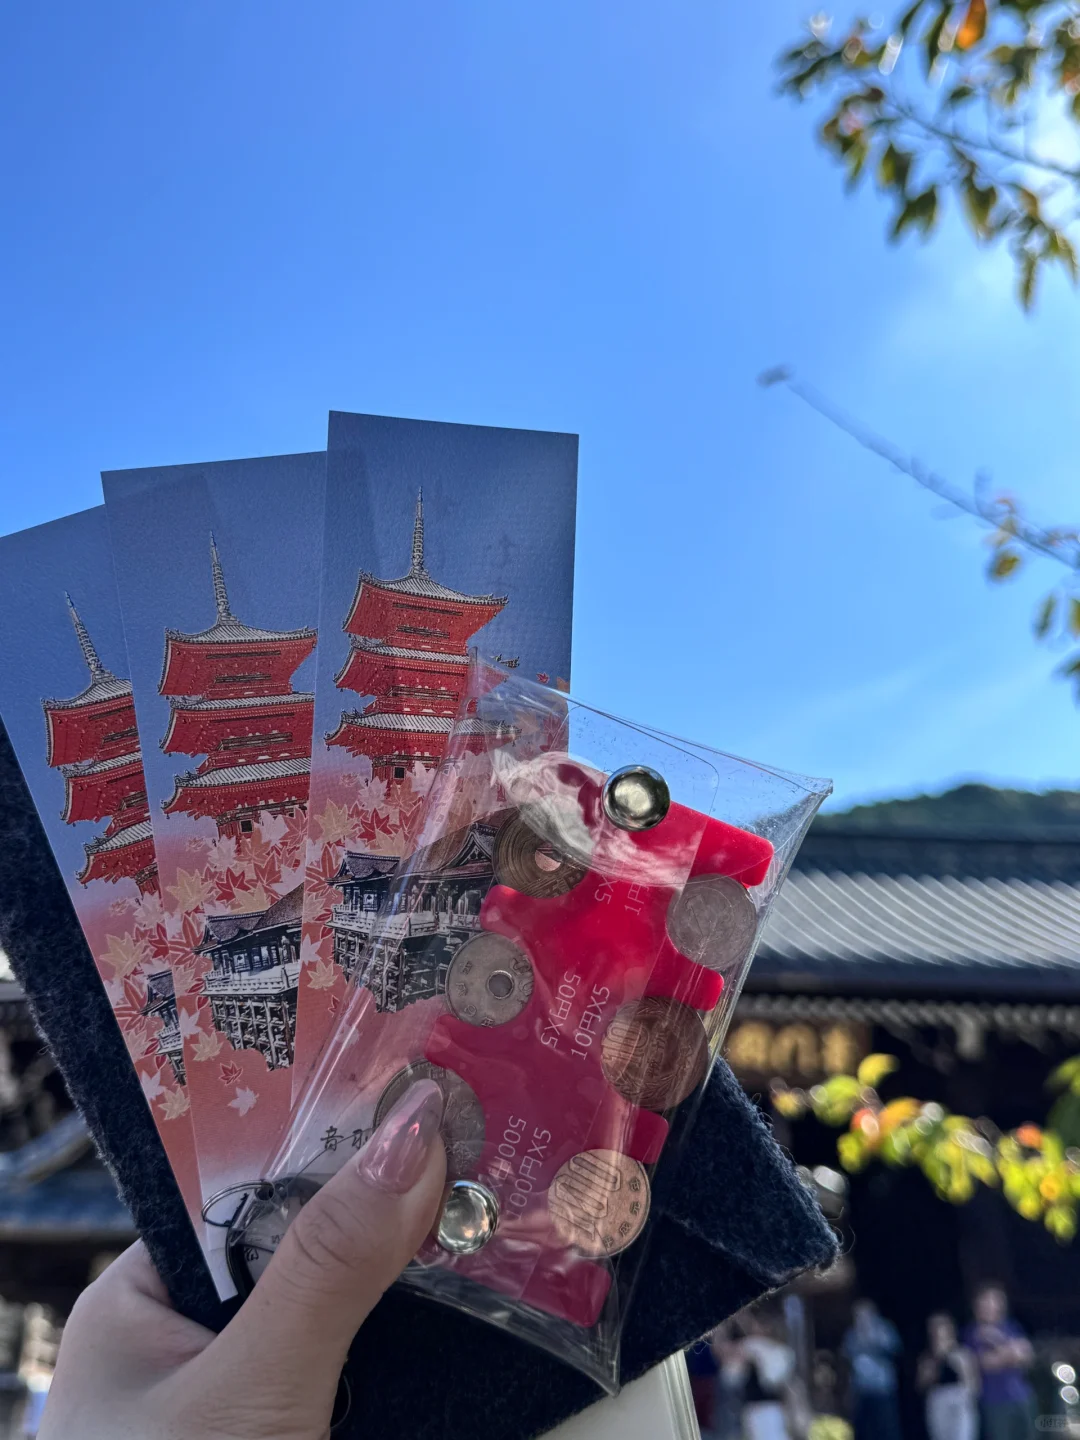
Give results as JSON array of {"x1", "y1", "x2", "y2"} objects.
[
  {"x1": 101, "y1": 932, "x2": 150, "y2": 981},
  {"x1": 955, "y1": 0, "x2": 987, "y2": 51},
  {"x1": 306, "y1": 959, "x2": 339, "y2": 991},
  {"x1": 988, "y1": 549, "x2": 1021, "y2": 581},
  {"x1": 856, "y1": 1053, "x2": 898, "y2": 1089},
  {"x1": 190, "y1": 1029, "x2": 225, "y2": 1063}
]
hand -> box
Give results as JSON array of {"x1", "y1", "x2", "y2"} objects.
[{"x1": 40, "y1": 1081, "x2": 446, "y2": 1440}]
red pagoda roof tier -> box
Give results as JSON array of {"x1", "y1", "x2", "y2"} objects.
[
  {"x1": 60, "y1": 751, "x2": 148, "y2": 825},
  {"x1": 162, "y1": 757, "x2": 311, "y2": 821},
  {"x1": 162, "y1": 692, "x2": 314, "y2": 759},
  {"x1": 334, "y1": 639, "x2": 465, "y2": 712},
  {"x1": 43, "y1": 597, "x2": 138, "y2": 766},
  {"x1": 159, "y1": 537, "x2": 316, "y2": 698},
  {"x1": 325, "y1": 710, "x2": 499, "y2": 763},
  {"x1": 342, "y1": 493, "x2": 505, "y2": 650},
  {"x1": 79, "y1": 818, "x2": 156, "y2": 887}
]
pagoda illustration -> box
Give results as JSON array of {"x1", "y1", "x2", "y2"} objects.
[
  {"x1": 160, "y1": 537, "x2": 317, "y2": 839},
  {"x1": 197, "y1": 884, "x2": 302, "y2": 1069},
  {"x1": 328, "y1": 823, "x2": 496, "y2": 1010},
  {"x1": 42, "y1": 596, "x2": 157, "y2": 893},
  {"x1": 326, "y1": 491, "x2": 507, "y2": 779}
]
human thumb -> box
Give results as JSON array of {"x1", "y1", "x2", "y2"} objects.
[{"x1": 209, "y1": 1079, "x2": 446, "y2": 1403}]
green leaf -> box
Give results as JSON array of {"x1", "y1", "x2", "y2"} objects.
[
  {"x1": 945, "y1": 83, "x2": 976, "y2": 105},
  {"x1": 913, "y1": 185, "x2": 939, "y2": 234},
  {"x1": 1069, "y1": 597, "x2": 1080, "y2": 638},
  {"x1": 1035, "y1": 592, "x2": 1058, "y2": 639},
  {"x1": 898, "y1": 0, "x2": 927, "y2": 37},
  {"x1": 962, "y1": 178, "x2": 998, "y2": 239},
  {"x1": 988, "y1": 549, "x2": 1022, "y2": 580},
  {"x1": 1019, "y1": 249, "x2": 1039, "y2": 309},
  {"x1": 878, "y1": 142, "x2": 913, "y2": 192}
]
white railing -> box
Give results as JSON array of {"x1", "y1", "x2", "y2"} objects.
[
  {"x1": 330, "y1": 907, "x2": 483, "y2": 938},
  {"x1": 203, "y1": 962, "x2": 300, "y2": 997}
]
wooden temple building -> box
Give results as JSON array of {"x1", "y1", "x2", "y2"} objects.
[
  {"x1": 328, "y1": 824, "x2": 496, "y2": 1009},
  {"x1": 159, "y1": 537, "x2": 315, "y2": 838},
  {"x1": 327, "y1": 491, "x2": 506, "y2": 780},
  {"x1": 729, "y1": 809, "x2": 1080, "y2": 1430},
  {"x1": 42, "y1": 598, "x2": 156, "y2": 893},
  {"x1": 196, "y1": 884, "x2": 303, "y2": 1070}
]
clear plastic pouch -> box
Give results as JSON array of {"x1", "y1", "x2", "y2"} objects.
[{"x1": 228, "y1": 665, "x2": 830, "y2": 1391}]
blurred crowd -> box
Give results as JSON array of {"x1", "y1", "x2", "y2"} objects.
[{"x1": 687, "y1": 1284, "x2": 1045, "y2": 1440}]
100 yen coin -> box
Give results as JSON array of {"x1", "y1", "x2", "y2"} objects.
[
  {"x1": 374, "y1": 1061, "x2": 486, "y2": 1180},
  {"x1": 548, "y1": 1149, "x2": 650, "y2": 1258},
  {"x1": 666, "y1": 874, "x2": 758, "y2": 979},
  {"x1": 600, "y1": 996, "x2": 708, "y2": 1111}
]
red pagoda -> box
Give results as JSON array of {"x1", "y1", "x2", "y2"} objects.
[
  {"x1": 327, "y1": 492, "x2": 506, "y2": 779},
  {"x1": 160, "y1": 537, "x2": 316, "y2": 838},
  {"x1": 42, "y1": 597, "x2": 157, "y2": 892}
]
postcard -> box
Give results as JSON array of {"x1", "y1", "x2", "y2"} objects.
[
  {"x1": 0, "y1": 507, "x2": 205, "y2": 1246},
  {"x1": 293, "y1": 412, "x2": 577, "y2": 1093},
  {"x1": 103, "y1": 453, "x2": 324, "y2": 1294}
]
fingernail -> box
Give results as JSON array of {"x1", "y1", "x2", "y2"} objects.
[{"x1": 357, "y1": 1079, "x2": 443, "y2": 1194}]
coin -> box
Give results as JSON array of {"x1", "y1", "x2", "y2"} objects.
[
  {"x1": 493, "y1": 812, "x2": 588, "y2": 899},
  {"x1": 548, "y1": 1149, "x2": 651, "y2": 1257},
  {"x1": 666, "y1": 875, "x2": 758, "y2": 978},
  {"x1": 600, "y1": 996, "x2": 709, "y2": 1111},
  {"x1": 227, "y1": 1175, "x2": 321, "y2": 1292},
  {"x1": 445, "y1": 932, "x2": 535, "y2": 1027},
  {"x1": 375, "y1": 1060, "x2": 486, "y2": 1179}
]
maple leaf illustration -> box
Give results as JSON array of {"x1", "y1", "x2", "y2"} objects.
[
  {"x1": 158, "y1": 1087, "x2": 191, "y2": 1121},
  {"x1": 140, "y1": 1068, "x2": 165, "y2": 1102},
  {"x1": 317, "y1": 800, "x2": 354, "y2": 846},
  {"x1": 178, "y1": 1007, "x2": 202, "y2": 1039},
  {"x1": 307, "y1": 959, "x2": 339, "y2": 991},
  {"x1": 259, "y1": 813, "x2": 290, "y2": 844},
  {"x1": 101, "y1": 932, "x2": 150, "y2": 982},
  {"x1": 132, "y1": 892, "x2": 164, "y2": 928},
  {"x1": 191, "y1": 1029, "x2": 225, "y2": 1062},
  {"x1": 229, "y1": 1086, "x2": 258, "y2": 1116},
  {"x1": 205, "y1": 836, "x2": 238, "y2": 870},
  {"x1": 167, "y1": 868, "x2": 216, "y2": 912},
  {"x1": 220, "y1": 1061, "x2": 244, "y2": 1086}
]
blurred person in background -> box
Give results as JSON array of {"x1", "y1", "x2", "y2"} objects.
[
  {"x1": 720, "y1": 1307, "x2": 796, "y2": 1440},
  {"x1": 841, "y1": 1298, "x2": 902, "y2": 1440},
  {"x1": 962, "y1": 1283, "x2": 1034, "y2": 1440},
  {"x1": 916, "y1": 1312, "x2": 978, "y2": 1440},
  {"x1": 686, "y1": 1332, "x2": 721, "y2": 1437}
]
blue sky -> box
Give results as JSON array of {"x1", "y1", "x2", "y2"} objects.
[{"x1": 1, "y1": 1, "x2": 1078, "y2": 808}]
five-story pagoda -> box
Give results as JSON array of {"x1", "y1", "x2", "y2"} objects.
[
  {"x1": 160, "y1": 538, "x2": 316, "y2": 838},
  {"x1": 43, "y1": 597, "x2": 157, "y2": 892},
  {"x1": 327, "y1": 492, "x2": 506, "y2": 780}
]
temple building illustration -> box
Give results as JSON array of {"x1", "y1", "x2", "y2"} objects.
[
  {"x1": 159, "y1": 537, "x2": 316, "y2": 838},
  {"x1": 328, "y1": 823, "x2": 496, "y2": 1010},
  {"x1": 140, "y1": 971, "x2": 185, "y2": 1084},
  {"x1": 327, "y1": 492, "x2": 506, "y2": 780},
  {"x1": 42, "y1": 597, "x2": 157, "y2": 893},
  {"x1": 196, "y1": 884, "x2": 303, "y2": 1070}
]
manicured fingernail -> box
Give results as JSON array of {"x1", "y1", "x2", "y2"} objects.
[{"x1": 357, "y1": 1079, "x2": 443, "y2": 1194}]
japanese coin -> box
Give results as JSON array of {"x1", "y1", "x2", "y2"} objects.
[
  {"x1": 227, "y1": 1175, "x2": 321, "y2": 1292},
  {"x1": 548, "y1": 1149, "x2": 651, "y2": 1258},
  {"x1": 600, "y1": 996, "x2": 709, "y2": 1111},
  {"x1": 493, "y1": 812, "x2": 588, "y2": 899},
  {"x1": 666, "y1": 875, "x2": 758, "y2": 979},
  {"x1": 445, "y1": 932, "x2": 535, "y2": 1027},
  {"x1": 374, "y1": 1060, "x2": 486, "y2": 1180}
]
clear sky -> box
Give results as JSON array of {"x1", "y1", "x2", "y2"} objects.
[{"x1": 2, "y1": 1, "x2": 1077, "y2": 809}]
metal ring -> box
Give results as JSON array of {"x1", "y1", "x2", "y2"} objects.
[{"x1": 201, "y1": 1179, "x2": 274, "y2": 1228}]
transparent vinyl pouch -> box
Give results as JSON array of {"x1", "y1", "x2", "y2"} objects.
[{"x1": 226, "y1": 665, "x2": 831, "y2": 1392}]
